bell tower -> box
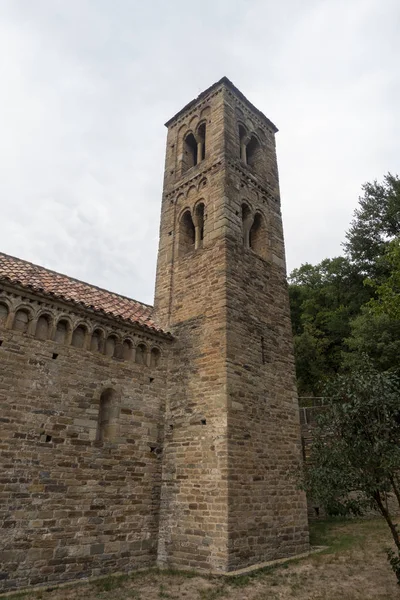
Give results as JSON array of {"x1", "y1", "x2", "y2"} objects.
[{"x1": 155, "y1": 78, "x2": 309, "y2": 572}]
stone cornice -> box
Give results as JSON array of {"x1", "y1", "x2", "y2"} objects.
[{"x1": 0, "y1": 281, "x2": 173, "y2": 342}]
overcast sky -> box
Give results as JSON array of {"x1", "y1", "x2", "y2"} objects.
[{"x1": 0, "y1": 0, "x2": 399, "y2": 304}]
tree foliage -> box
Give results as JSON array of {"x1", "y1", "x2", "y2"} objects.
[
  {"x1": 367, "y1": 239, "x2": 400, "y2": 320},
  {"x1": 289, "y1": 257, "x2": 369, "y2": 395},
  {"x1": 292, "y1": 173, "x2": 400, "y2": 582},
  {"x1": 289, "y1": 173, "x2": 400, "y2": 392},
  {"x1": 344, "y1": 173, "x2": 400, "y2": 278},
  {"x1": 303, "y1": 364, "x2": 400, "y2": 582}
]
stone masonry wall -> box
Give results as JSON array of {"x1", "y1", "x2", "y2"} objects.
[
  {"x1": 155, "y1": 178, "x2": 231, "y2": 569},
  {"x1": 225, "y1": 240, "x2": 309, "y2": 568},
  {"x1": 154, "y1": 79, "x2": 309, "y2": 572},
  {"x1": 0, "y1": 286, "x2": 169, "y2": 592},
  {"x1": 223, "y1": 86, "x2": 309, "y2": 569}
]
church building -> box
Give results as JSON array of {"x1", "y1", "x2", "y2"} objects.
[{"x1": 0, "y1": 78, "x2": 309, "y2": 592}]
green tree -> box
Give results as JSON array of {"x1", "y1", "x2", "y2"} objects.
[
  {"x1": 367, "y1": 239, "x2": 400, "y2": 320},
  {"x1": 290, "y1": 174, "x2": 400, "y2": 386},
  {"x1": 289, "y1": 257, "x2": 368, "y2": 395},
  {"x1": 344, "y1": 309, "x2": 400, "y2": 373},
  {"x1": 303, "y1": 364, "x2": 400, "y2": 581},
  {"x1": 344, "y1": 173, "x2": 400, "y2": 278}
]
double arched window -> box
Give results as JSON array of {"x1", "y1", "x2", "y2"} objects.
[{"x1": 182, "y1": 122, "x2": 207, "y2": 174}]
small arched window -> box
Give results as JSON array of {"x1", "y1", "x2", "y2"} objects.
[
  {"x1": 182, "y1": 133, "x2": 198, "y2": 173},
  {"x1": 135, "y1": 343, "x2": 147, "y2": 365},
  {"x1": 13, "y1": 309, "x2": 30, "y2": 333},
  {"x1": 249, "y1": 213, "x2": 268, "y2": 259},
  {"x1": 71, "y1": 325, "x2": 86, "y2": 349},
  {"x1": 55, "y1": 320, "x2": 69, "y2": 344},
  {"x1": 35, "y1": 315, "x2": 51, "y2": 341},
  {"x1": 90, "y1": 329, "x2": 104, "y2": 352},
  {"x1": 0, "y1": 303, "x2": 9, "y2": 326},
  {"x1": 123, "y1": 339, "x2": 133, "y2": 361},
  {"x1": 105, "y1": 335, "x2": 117, "y2": 358},
  {"x1": 178, "y1": 210, "x2": 196, "y2": 256},
  {"x1": 97, "y1": 388, "x2": 118, "y2": 442},
  {"x1": 150, "y1": 347, "x2": 161, "y2": 368}
]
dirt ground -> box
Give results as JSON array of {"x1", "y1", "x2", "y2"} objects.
[{"x1": 3, "y1": 518, "x2": 399, "y2": 600}]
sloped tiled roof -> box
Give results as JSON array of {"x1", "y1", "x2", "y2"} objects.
[{"x1": 0, "y1": 252, "x2": 166, "y2": 335}]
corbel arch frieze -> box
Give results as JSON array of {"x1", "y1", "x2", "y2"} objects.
[{"x1": 0, "y1": 286, "x2": 167, "y2": 365}]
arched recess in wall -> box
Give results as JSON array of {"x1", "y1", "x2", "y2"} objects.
[
  {"x1": 249, "y1": 212, "x2": 268, "y2": 259},
  {"x1": 135, "y1": 342, "x2": 147, "y2": 365},
  {"x1": 0, "y1": 302, "x2": 9, "y2": 326},
  {"x1": 90, "y1": 329, "x2": 104, "y2": 352},
  {"x1": 105, "y1": 335, "x2": 117, "y2": 358},
  {"x1": 13, "y1": 308, "x2": 31, "y2": 333},
  {"x1": 35, "y1": 314, "x2": 51, "y2": 341},
  {"x1": 97, "y1": 388, "x2": 119, "y2": 443},
  {"x1": 55, "y1": 319, "x2": 69, "y2": 344},
  {"x1": 178, "y1": 210, "x2": 195, "y2": 256},
  {"x1": 113, "y1": 341, "x2": 124, "y2": 360},
  {"x1": 71, "y1": 325, "x2": 87, "y2": 349},
  {"x1": 150, "y1": 347, "x2": 161, "y2": 368},
  {"x1": 123, "y1": 339, "x2": 133, "y2": 361}
]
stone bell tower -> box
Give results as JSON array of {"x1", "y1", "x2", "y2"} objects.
[{"x1": 154, "y1": 77, "x2": 309, "y2": 572}]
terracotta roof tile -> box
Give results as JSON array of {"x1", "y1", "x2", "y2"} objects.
[{"x1": 0, "y1": 252, "x2": 166, "y2": 335}]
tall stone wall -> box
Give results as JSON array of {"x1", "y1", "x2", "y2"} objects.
[
  {"x1": 0, "y1": 287, "x2": 169, "y2": 592},
  {"x1": 225, "y1": 239, "x2": 309, "y2": 567},
  {"x1": 154, "y1": 79, "x2": 309, "y2": 572},
  {"x1": 222, "y1": 87, "x2": 309, "y2": 568},
  {"x1": 155, "y1": 158, "x2": 231, "y2": 569}
]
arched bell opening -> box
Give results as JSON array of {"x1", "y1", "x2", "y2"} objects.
[
  {"x1": 182, "y1": 133, "x2": 198, "y2": 173},
  {"x1": 178, "y1": 210, "x2": 196, "y2": 256},
  {"x1": 249, "y1": 212, "x2": 268, "y2": 259}
]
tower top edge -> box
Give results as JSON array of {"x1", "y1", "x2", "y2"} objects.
[{"x1": 164, "y1": 76, "x2": 279, "y2": 133}]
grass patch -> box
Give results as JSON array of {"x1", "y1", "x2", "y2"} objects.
[
  {"x1": 198, "y1": 586, "x2": 227, "y2": 599},
  {"x1": 92, "y1": 574, "x2": 129, "y2": 593},
  {"x1": 158, "y1": 583, "x2": 174, "y2": 598},
  {"x1": 309, "y1": 517, "x2": 375, "y2": 555}
]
